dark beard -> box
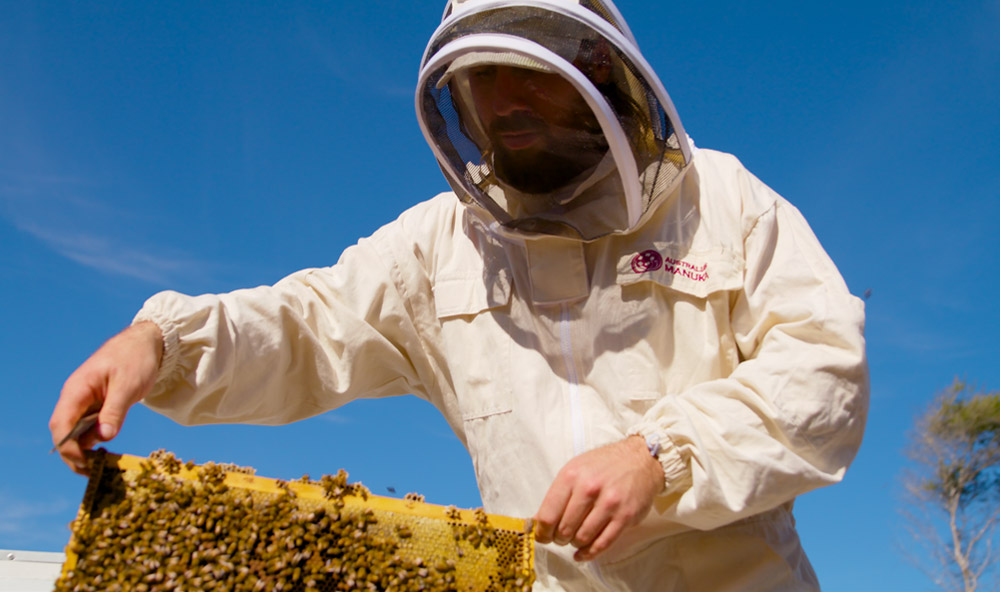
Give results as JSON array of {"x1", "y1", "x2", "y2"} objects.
[{"x1": 489, "y1": 116, "x2": 608, "y2": 194}]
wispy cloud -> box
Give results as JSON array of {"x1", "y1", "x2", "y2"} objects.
[
  {"x1": 1, "y1": 170, "x2": 208, "y2": 287},
  {"x1": 15, "y1": 220, "x2": 198, "y2": 286},
  {"x1": 318, "y1": 412, "x2": 352, "y2": 425},
  {"x1": 0, "y1": 491, "x2": 74, "y2": 549}
]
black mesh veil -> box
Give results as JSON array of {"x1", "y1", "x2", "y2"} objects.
[{"x1": 417, "y1": 0, "x2": 690, "y2": 240}]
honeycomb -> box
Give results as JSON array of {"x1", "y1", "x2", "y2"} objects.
[{"x1": 56, "y1": 449, "x2": 534, "y2": 591}]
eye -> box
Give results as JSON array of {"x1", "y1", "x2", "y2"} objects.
[
  {"x1": 521, "y1": 71, "x2": 566, "y2": 98},
  {"x1": 468, "y1": 65, "x2": 497, "y2": 80}
]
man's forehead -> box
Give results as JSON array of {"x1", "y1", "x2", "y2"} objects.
[{"x1": 437, "y1": 50, "x2": 555, "y2": 89}]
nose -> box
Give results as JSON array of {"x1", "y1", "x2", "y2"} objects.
[{"x1": 491, "y1": 67, "x2": 532, "y2": 116}]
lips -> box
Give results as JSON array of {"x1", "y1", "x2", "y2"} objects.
[
  {"x1": 490, "y1": 115, "x2": 546, "y2": 151},
  {"x1": 498, "y1": 129, "x2": 542, "y2": 149}
]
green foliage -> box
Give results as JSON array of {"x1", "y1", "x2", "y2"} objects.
[
  {"x1": 930, "y1": 391, "x2": 1000, "y2": 444},
  {"x1": 920, "y1": 381, "x2": 1000, "y2": 506},
  {"x1": 904, "y1": 379, "x2": 1000, "y2": 591}
]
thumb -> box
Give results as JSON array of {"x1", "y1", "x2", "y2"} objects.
[
  {"x1": 94, "y1": 320, "x2": 162, "y2": 441},
  {"x1": 95, "y1": 379, "x2": 138, "y2": 442},
  {"x1": 98, "y1": 419, "x2": 118, "y2": 440}
]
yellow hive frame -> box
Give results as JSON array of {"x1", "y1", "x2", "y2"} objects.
[{"x1": 60, "y1": 450, "x2": 534, "y2": 591}]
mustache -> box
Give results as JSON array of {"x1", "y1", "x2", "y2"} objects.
[
  {"x1": 488, "y1": 114, "x2": 605, "y2": 140},
  {"x1": 489, "y1": 114, "x2": 547, "y2": 135}
]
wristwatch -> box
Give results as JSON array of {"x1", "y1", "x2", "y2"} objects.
[{"x1": 644, "y1": 434, "x2": 662, "y2": 458}]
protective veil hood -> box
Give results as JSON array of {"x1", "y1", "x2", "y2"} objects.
[{"x1": 416, "y1": 0, "x2": 692, "y2": 240}]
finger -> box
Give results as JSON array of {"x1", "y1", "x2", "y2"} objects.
[
  {"x1": 95, "y1": 324, "x2": 163, "y2": 440},
  {"x1": 574, "y1": 518, "x2": 626, "y2": 562},
  {"x1": 76, "y1": 424, "x2": 104, "y2": 451},
  {"x1": 554, "y1": 488, "x2": 597, "y2": 546},
  {"x1": 50, "y1": 377, "x2": 100, "y2": 445},
  {"x1": 51, "y1": 375, "x2": 104, "y2": 467},
  {"x1": 54, "y1": 424, "x2": 98, "y2": 475},
  {"x1": 96, "y1": 385, "x2": 128, "y2": 442},
  {"x1": 569, "y1": 503, "x2": 612, "y2": 550},
  {"x1": 95, "y1": 363, "x2": 154, "y2": 442},
  {"x1": 59, "y1": 440, "x2": 91, "y2": 476},
  {"x1": 534, "y1": 476, "x2": 574, "y2": 544}
]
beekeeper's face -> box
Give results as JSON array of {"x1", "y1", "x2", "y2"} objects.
[{"x1": 466, "y1": 65, "x2": 607, "y2": 193}]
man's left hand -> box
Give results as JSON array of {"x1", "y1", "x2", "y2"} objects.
[{"x1": 533, "y1": 435, "x2": 665, "y2": 561}]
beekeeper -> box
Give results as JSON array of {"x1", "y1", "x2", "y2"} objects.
[{"x1": 51, "y1": 0, "x2": 869, "y2": 590}]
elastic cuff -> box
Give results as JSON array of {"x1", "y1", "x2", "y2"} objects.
[
  {"x1": 627, "y1": 426, "x2": 689, "y2": 496},
  {"x1": 131, "y1": 309, "x2": 181, "y2": 390}
]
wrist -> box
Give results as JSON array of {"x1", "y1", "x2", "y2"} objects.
[
  {"x1": 626, "y1": 434, "x2": 666, "y2": 492},
  {"x1": 132, "y1": 321, "x2": 164, "y2": 365}
]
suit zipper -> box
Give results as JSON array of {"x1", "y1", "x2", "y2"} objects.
[{"x1": 560, "y1": 303, "x2": 585, "y2": 456}]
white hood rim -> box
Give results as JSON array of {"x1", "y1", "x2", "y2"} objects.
[
  {"x1": 416, "y1": 34, "x2": 643, "y2": 228},
  {"x1": 417, "y1": 0, "x2": 694, "y2": 237},
  {"x1": 421, "y1": 0, "x2": 690, "y2": 167}
]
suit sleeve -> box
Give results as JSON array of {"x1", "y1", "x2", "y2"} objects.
[
  {"x1": 630, "y1": 167, "x2": 869, "y2": 530},
  {"x1": 134, "y1": 224, "x2": 435, "y2": 427}
]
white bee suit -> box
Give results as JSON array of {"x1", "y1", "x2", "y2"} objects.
[
  {"x1": 136, "y1": 149, "x2": 867, "y2": 591},
  {"x1": 135, "y1": 0, "x2": 868, "y2": 589}
]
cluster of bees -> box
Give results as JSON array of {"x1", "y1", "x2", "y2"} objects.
[{"x1": 56, "y1": 450, "x2": 533, "y2": 591}]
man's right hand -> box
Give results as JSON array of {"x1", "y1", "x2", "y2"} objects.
[{"x1": 49, "y1": 321, "x2": 164, "y2": 475}]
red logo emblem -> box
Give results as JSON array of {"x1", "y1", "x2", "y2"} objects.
[{"x1": 631, "y1": 250, "x2": 663, "y2": 273}]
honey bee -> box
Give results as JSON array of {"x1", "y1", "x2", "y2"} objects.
[{"x1": 56, "y1": 449, "x2": 536, "y2": 592}]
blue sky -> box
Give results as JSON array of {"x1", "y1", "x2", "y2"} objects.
[{"x1": 2, "y1": 1, "x2": 998, "y2": 590}]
